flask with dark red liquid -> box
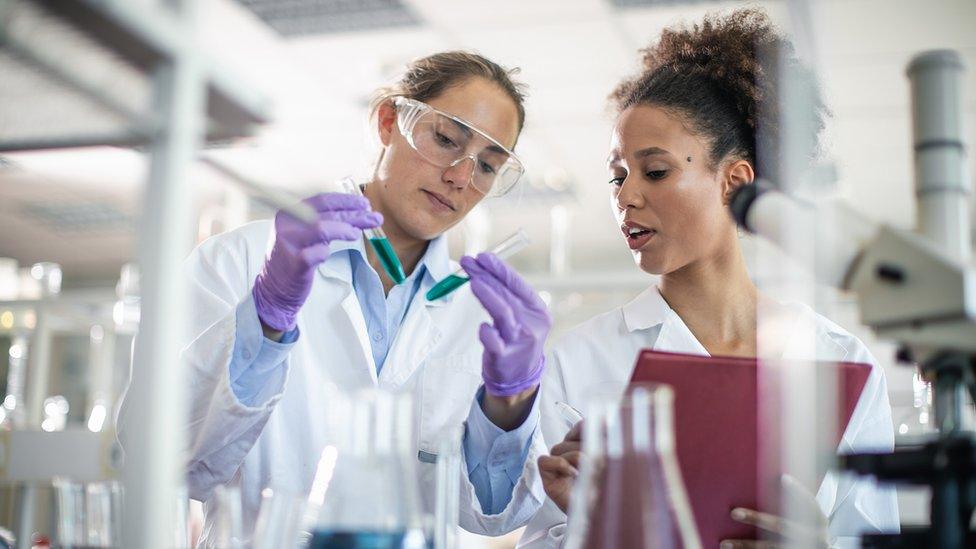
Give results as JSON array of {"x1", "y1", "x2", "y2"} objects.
[{"x1": 564, "y1": 384, "x2": 702, "y2": 549}]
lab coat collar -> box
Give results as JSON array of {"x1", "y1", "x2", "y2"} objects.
[
  {"x1": 779, "y1": 302, "x2": 851, "y2": 363},
  {"x1": 316, "y1": 237, "x2": 359, "y2": 285},
  {"x1": 621, "y1": 285, "x2": 672, "y2": 332},
  {"x1": 316, "y1": 232, "x2": 452, "y2": 291},
  {"x1": 620, "y1": 285, "x2": 848, "y2": 361},
  {"x1": 420, "y1": 232, "x2": 452, "y2": 285}
]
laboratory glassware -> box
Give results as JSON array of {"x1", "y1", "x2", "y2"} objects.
[
  {"x1": 563, "y1": 384, "x2": 701, "y2": 549},
  {"x1": 339, "y1": 178, "x2": 406, "y2": 285},
  {"x1": 426, "y1": 229, "x2": 530, "y2": 301},
  {"x1": 252, "y1": 488, "x2": 306, "y2": 549},
  {"x1": 306, "y1": 388, "x2": 426, "y2": 548}
]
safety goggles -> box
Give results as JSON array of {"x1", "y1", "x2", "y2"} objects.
[{"x1": 394, "y1": 97, "x2": 524, "y2": 198}]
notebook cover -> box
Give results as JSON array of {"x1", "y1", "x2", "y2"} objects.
[{"x1": 629, "y1": 349, "x2": 871, "y2": 546}]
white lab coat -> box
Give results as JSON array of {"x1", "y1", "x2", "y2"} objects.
[
  {"x1": 519, "y1": 286, "x2": 899, "y2": 549},
  {"x1": 169, "y1": 220, "x2": 546, "y2": 543}
]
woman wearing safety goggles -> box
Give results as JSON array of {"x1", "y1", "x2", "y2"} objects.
[{"x1": 164, "y1": 52, "x2": 553, "y2": 542}]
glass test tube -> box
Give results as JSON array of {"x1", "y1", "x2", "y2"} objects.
[
  {"x1": 339, "y1": 178, "x2": 406, "y2": 284},
  {"x1": 426, "y1": 229, "x2": 530, "y2": 301}
]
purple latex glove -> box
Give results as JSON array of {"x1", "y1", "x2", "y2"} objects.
[
  {"x1": 460, "y1": 252, "x2": 552, "y2": 397},
  {"x1": 253, "y1": 193, "x2": 382, "y2": 331}
]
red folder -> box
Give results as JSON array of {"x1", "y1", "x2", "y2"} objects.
[{"x1": 629, "y1": 350, "x2": 872, "y2": 547}]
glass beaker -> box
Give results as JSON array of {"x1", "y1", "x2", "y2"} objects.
[
  {"x1": 563, "y1": 384, "x2": 701, "y2": 549},
  {"x1": 174, "y1": 487, "x2": 192, "y2": 549},
  {"x1": 253, "y1": 488, "x2": 306, "y2": 549},
  {"x1": 54, "y1": 478, "x2": 87, "y2": 548},
  {"x1": 211, "y1": 485, "x2": 244, "y2": 548},
  {"x1": 431, "y1": 427, "x2": 462, "y2": 549},
  {"x1": 306, "y1": 388, "x2": 427, "y2": 549},
  {"x1": 53, "y1": 479, "x2": 123, "y2": 548}
]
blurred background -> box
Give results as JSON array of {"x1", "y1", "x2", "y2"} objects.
[{"x1": 0, "y1": 0, "x2": 974, "y2": 546}]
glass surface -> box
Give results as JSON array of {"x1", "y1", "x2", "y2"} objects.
[
  {"x1": 564, "y1": 384, "x2": 701, "y2": 549},
  {"x1": 307, "y1": 389, "x2": 427, "y2": 549}
]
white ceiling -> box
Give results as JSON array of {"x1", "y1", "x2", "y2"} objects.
[{"x1": 1, "y1": 0, "x2": 975, "y2": 286}]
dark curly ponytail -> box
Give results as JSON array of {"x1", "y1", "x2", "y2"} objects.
[{"x1": 610, "y1": 8, "x2": 826, "y2": 182}]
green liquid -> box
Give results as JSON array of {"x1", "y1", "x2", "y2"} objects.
[
  {"x1": 425, "y1": 274, "x2": 470, "y2": 301},
  {"x1": 369, "y1": 237, "x2": 406, "y2": 284}
]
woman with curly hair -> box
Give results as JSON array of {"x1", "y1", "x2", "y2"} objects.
[{"x1": 517, "y1": 8, "x2": 899, "y2": 548}]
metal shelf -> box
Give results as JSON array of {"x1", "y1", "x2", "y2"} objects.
[
  {"x1": 0, "y1": 0, "x2": 272, "y2": 152},
  {"x1": 0, "y1": 1, "x2": 274, "y2": 546}
]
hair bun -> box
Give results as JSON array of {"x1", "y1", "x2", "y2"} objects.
[{"x1": 611, "y1": 8, "x2": 828, "y2": 180}]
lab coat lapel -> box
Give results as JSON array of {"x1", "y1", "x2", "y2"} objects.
[
  {"x1": 653, "y1": 314, "x2": 710, "y2": 356},
  {"x1": 317, "y1": 250, "x2": 379, "y2": 384},
  {"x1": 624, "y1": 287, "x2": 709, "y2": 356},
  {"x1": 781, "y1": 306, "x2": 849, "y2": 363},
  {"x1": 379, "y1": 235, "x2": 452, "y2": 388},
  {"x1": 379, "y1": 289, "x2": 445, "y2": 388},
  {"x1": 774, "y1": 304, "x2": 851, "y2": 515},
  {"x1": 646, "y1": 292, "x2": 708, "y2": 356}
]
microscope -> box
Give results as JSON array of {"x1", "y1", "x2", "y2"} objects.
[{"x1": 730, "y1": 50, "x2": 976, "y2": 548}]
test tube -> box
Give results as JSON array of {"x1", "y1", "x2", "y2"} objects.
[
  {"x1": 426, "y1": 229, "x2": 531, "y2": 301},
  {"x1": 339, "y1": 178, "x2": 406, "y2": 285},
  {"x1": 555, "y1": 401, "x2": 584, "y2": 427}
]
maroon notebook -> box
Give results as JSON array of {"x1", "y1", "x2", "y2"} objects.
[{"x1": 630, "y1": 350, "x2": 871, "y2": 547}]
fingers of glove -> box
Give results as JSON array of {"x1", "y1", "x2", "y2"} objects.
[
  {"x1": 280, "y1": 213, "x2": 379, "y2": 248},
  {"x1": 478, "y1": 322, "x2": 506, "y2": 355},
  {"x1": 474, "y1": 253, "x2": 548, "y2": 314},
  {"x1": 302, "y1": 193, "x2": 371, "y2": 212},
  {"x1": 463, "y1": 257, "x2": 525, "y2": 331},
  {"x1": 469, "y1": 276, "x2": 518, "y2": 341},
  {"x1": 281, "y1": 221, "x2": 356, "y2": 248},
  {"x1": 323, "y1": 209, "x2": 383, "y2": 229},
  {"x1": 315, "y1": 219, "x2": 364, "y2": 243},
  {"x1": 459, "y1": 255, "x2": 488, "y2": 279},
  {"x1": 462, "y1": 255, "x2": 514, "y2": 301},
  {"x1": 298, "y1": 243, "x2": 332, "y2": 268}
]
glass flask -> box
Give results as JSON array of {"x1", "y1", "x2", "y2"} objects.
[
  {"x1": 53, "y1": 479, "x2": 123, "y2": 548},
  {"x1": 211, "y1": 485, "x2": 244, "y2": 548},
  {"x1": 431, "y1": 427, "x2": 462, "y2": 549},
  {"x1": 253, "y1": 488, "x2": 306, "y2": 549},
  {"x1": 174, "y1": 487, "x2": 192, "y2": 549},
  {"x1": 563, "y1": 384, "x2": 702, "y2": 549},
  {"x1": 305, "y1": 388, "x2": 427, "y2": 549},
  {"x1": 54, "y1": 478, "x2": 87, "y2": 548}
]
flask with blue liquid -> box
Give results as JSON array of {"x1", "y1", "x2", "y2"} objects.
[{"x1": 305, "y1": 388, "x2": 428, "y2": 549}]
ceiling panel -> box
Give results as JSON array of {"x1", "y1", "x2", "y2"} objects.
[
  {"x1": 233, "y1": 0, "x2": 422, "y2": 36},
  {"x1": 3, "y1": 0, "x2": 975, "y2": 287}
]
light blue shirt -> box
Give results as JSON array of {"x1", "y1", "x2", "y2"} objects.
[{"x1": 228, "y1": 234, "x2": 537, "y2": 514}]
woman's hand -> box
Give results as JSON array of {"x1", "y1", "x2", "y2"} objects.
[
  {"x1": 462, "y1": 252, "x2": 552, "y2": 397},
  {"x1": 538, "y1": 420, "x2": 583, "y2": 513},
  {"x1": 253, "y1": 193, "x2": 381, "y2": 335},
  {"x1": 462, "y1": 252, "x2": 552, "y2": 429},
  {"x1": 721, "y1": 475, "x2": 829, "y2": 549}
]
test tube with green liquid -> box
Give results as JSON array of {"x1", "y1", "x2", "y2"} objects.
[
  {"x1": 426, "y1": 229, "x2": 531, "y2": 301},
  {"x1": 340, "y1": 177, "x2": 406, "y2": 285}
]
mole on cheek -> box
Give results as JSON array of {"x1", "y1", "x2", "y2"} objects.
[{"x1": 686, "y1": 156, "x2": 692, "y2": 163}]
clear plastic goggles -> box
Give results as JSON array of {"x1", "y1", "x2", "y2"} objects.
[{"x1": 394, "y1": 97, "x2": 525, "y2": 198}]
